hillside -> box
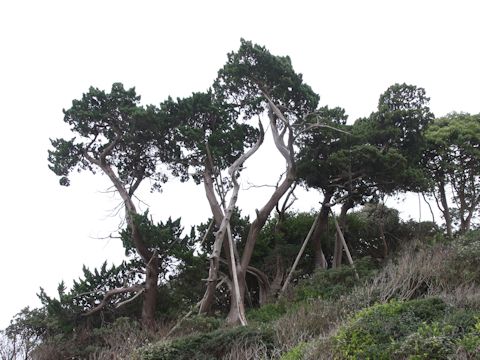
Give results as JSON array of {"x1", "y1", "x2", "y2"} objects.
[{"x1": 5, "y1": 229, "x2": 479, "y2": 359}]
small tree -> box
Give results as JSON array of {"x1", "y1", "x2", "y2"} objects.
[
  {"x1": 424, "y1": 112, "x2": 480, "y2": 235},
  {"x1": 48, "y1": 83, "x2": 180, "y2": 329}
]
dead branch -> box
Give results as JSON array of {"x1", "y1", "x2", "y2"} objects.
[
  {"x1": 200, "y1": 219, "x2": 214, "y2": 247},
  {"x1": 82, "y1": 285, "x2": 144, "y2": 317},
  {"x1": 115, "y1": 288, "x2": 145, "y2": 309}
]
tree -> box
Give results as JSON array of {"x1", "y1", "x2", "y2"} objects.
[
  {"x1": 160, "y1": 91, "x2": 261, "y2": 317},
  {"x1": 48, "y1": 83, "x2": 180, "y2": 329},
  {"x1": 296, "y1": 106, "x2": 350, "y2": 269},
  {"x1": 215, "y1": 39, "x2": 320, "y2": 324},
  {"x1": 297, "y1": 84, "x2": 433, "y2": 268},
  {"x1": 424, "y1": 112, "x2": 480, "y2": 235}
]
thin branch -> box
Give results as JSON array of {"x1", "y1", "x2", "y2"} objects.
[
  {"x1": 243, "y1": 182, "x2": 279, "y2": 191},
  {"x1": 200, "y1": 219, "x2": 214, "y2": 247},
  {"x1": 295, "y1": 123, "x2": 351, "y2": 138},
  {"x1": 421, "y1": 193, "x2": 436, "y2": 224},
  {"x1": 115, "y1": 288, "x2": 145, "y2": 309},
  {"x1": 82, "y1": 285, "x2": 144, "y2": 316},
  {"x1": 280, "y1": 211, "x2": 320, "y2": 295}
]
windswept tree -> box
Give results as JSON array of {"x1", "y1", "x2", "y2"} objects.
[
  {"x1": 48, "y1": 83, "x2": 180, "y2": 329},
  {"x1": 297, "y1": 84, "x2": 433, "y2": 268},
  {"x1": 424, "y1": 112, "x2": 480, "y2": 236},
  {"x1": 215, "y1": 39, "x2": 320, "y2": 324},
  {"x1": 160, "y1": 91, "x2": 262, "y2": 318},
  {"x1": 296, "y1": 106, "x2": 350, "y2": 269}
]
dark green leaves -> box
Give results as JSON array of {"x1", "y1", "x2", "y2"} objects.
[
  {"x1": 48, "y1": 83, "x2": 180, "y2": 190},
  {"x1": 215, "y1": 39, "x2": 319, "y2": 120}
]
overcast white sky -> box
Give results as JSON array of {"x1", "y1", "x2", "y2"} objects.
[{"x1": 1, "y1": 0, "x2": 479, "y2": 329}]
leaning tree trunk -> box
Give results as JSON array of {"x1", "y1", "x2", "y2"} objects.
[
  {"x1": 199, "y1": 127, "x2": 264, "y2": 318},
  {"x1": 100, "y1": 162, "x2": 159, "y2": 330},
  {"x1": 226, "y1": 99, "x2": 296, "y2": 325},
  {"x1": 333, "y1": 199, "x2": 353, "y2": 268},
  {"x1": 227, "y1": 169, "x2": 295, "y2": 324},
  {"x1": 142, "y1": 255, "x2": 159, "y2": 329}
]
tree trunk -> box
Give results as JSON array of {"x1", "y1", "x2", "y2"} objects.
[
  {"x1": 142, "y1": 255, "x2": 159, "y2": 330},
  {"x1": 227, "y1": 171, "x2": 295, "y2": 324},
  {"x1": 200, "y1": 127, "x2": 264, "y2": 318},
  {"x1": 331, "y1": 210, "x2": 359, "y2": 280},
  {"x1": 100, "y1": 163, "x2": 159, "y2": 329},
  {"x1": 312, "y1": 192, "x2": 332, "y2": 269},
  {"x1": 438, "y1": 181, "x2": 453, "y2": 238},
  {"x1": 268, "y1": 254, "x2": 284, "y2": 300},
  {"x1": 199, "y1": 166, "x2": 227, "y2": 315}
]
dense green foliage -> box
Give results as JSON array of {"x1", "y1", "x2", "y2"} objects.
[
  {"x1": 138, "y1": 325, "x2": 274, "y2": 360},
  {"x1": 334, "y1": 299, "x2": 479, "y2": 359}
]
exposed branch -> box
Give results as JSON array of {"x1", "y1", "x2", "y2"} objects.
[
  {"x1": 421, "y1": 193, "x2": 436, "y2": 224},
  {"x1": 99, "y1": 135, "x2": 122, "y2": 163},
  {"x1": 82, "y1": 285, "x2": 144, "y2": 317},
  {"x1": 115, "y1": 288, "x2": 145, "y2": 309},
  {"x1": 280, "y1": 211, "x2": 320, "y2": 295},
  {"x1": 200, "y1": 219, "x2": 214, "y2": 247},
  {"x1": 228, "y1": 120, "x2": 265, "y2": 176},
  {"x1": 330, "y1": 209, "x2": 359, "y2": 280}
]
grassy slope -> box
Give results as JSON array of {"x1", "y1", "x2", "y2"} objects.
[{"x1": 132, "y1": 232, "x2": 480, "y2": 359}]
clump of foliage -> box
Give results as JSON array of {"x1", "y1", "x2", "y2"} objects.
[
  {"x1": 279, "y1": 341, "x2": 308, "y2": 360},
  {"x1": 334, "y1": 298, "x2": 480, "y2": 359},
  {"x1": 167, "y1": 315, "x2": 223, "y2": 338},
  {"x1": 137, "y1": 325, "x2": 275, "y2": 360},
  {"x1": 246, "y1": 302, "x2": 290, "y2": 323},
  {"x1": 294, "y1": 257, "x2": 377, "y2": 301}
]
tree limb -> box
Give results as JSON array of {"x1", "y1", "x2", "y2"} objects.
[{"x1": 82, "y1": 285, "x2": 144, "y2": 317}]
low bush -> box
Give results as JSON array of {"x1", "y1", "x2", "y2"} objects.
[
  {"x1": 168, "y1": 315, "x2": 223, "y2": 337},
  {"x1": 137, "y1": 325, "x2": 275, "y2": 360},
  {"x1": 294, "y1": 257, "x2": 377, "y2": 302},
  {"x1": 279, "y1": 341, "x2": 307, "y2": 360},
  {"x1": 334, "y1": 298, "x2": 480, "y2": 359},
  {"x1": 247, "y1": 302, "x2": 289, "y2": 324}
]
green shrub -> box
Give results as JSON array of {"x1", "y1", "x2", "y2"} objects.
[
  {"x1": 280, "y1": 341, "x2": 308, "y2": 360},
  {"x1": 168, "y1": 315, "x2": 223, "y2": 337},
  {"x1": 247, "y1": 302, "x2": 289, "y2": 323},
  {"x1": 394, "y1": 322, "x2": 456, "y2": 359},
  {"x1": 450, "y1": 230, "x2": 480, "y2": 284},
  {"x1": 138, "y1": 325, "x2": 274, "y2": 360},
  {"x1": 456, "y1": 317, "x2": 480, "y2": 357},
  {"x1": 295, "y1": 257, "x2": 377, "y2": 301},
  {"x1": 334, "y1": 298, "x2": 448, "y2": 359},
  {"x1": 334, "y1": 298, "x2": 480, "y2": 359}
]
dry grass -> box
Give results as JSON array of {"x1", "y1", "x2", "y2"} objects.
[{"x1": 221, "y1": 340, "x2": 277, "y2": 360}]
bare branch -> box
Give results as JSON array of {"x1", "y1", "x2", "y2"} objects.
[
  {"x1": 295, "y1": 123, "x2": 351, "y2": 138},
  {"x1": 115, "y1": 288, "x2": 145, "y2": 309},
  {"x1": 199, "y1": 219, "x2": 214, "y2": 247},
  {"x1": 82, "y1": 285, "x2": 144, "y2": 317},
  {"x1": 228, "y1": 120, "x2": 265, "y2": 176},
  {"x1": 243, "y1": 182, "x2": 278, "y2": 191}
]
